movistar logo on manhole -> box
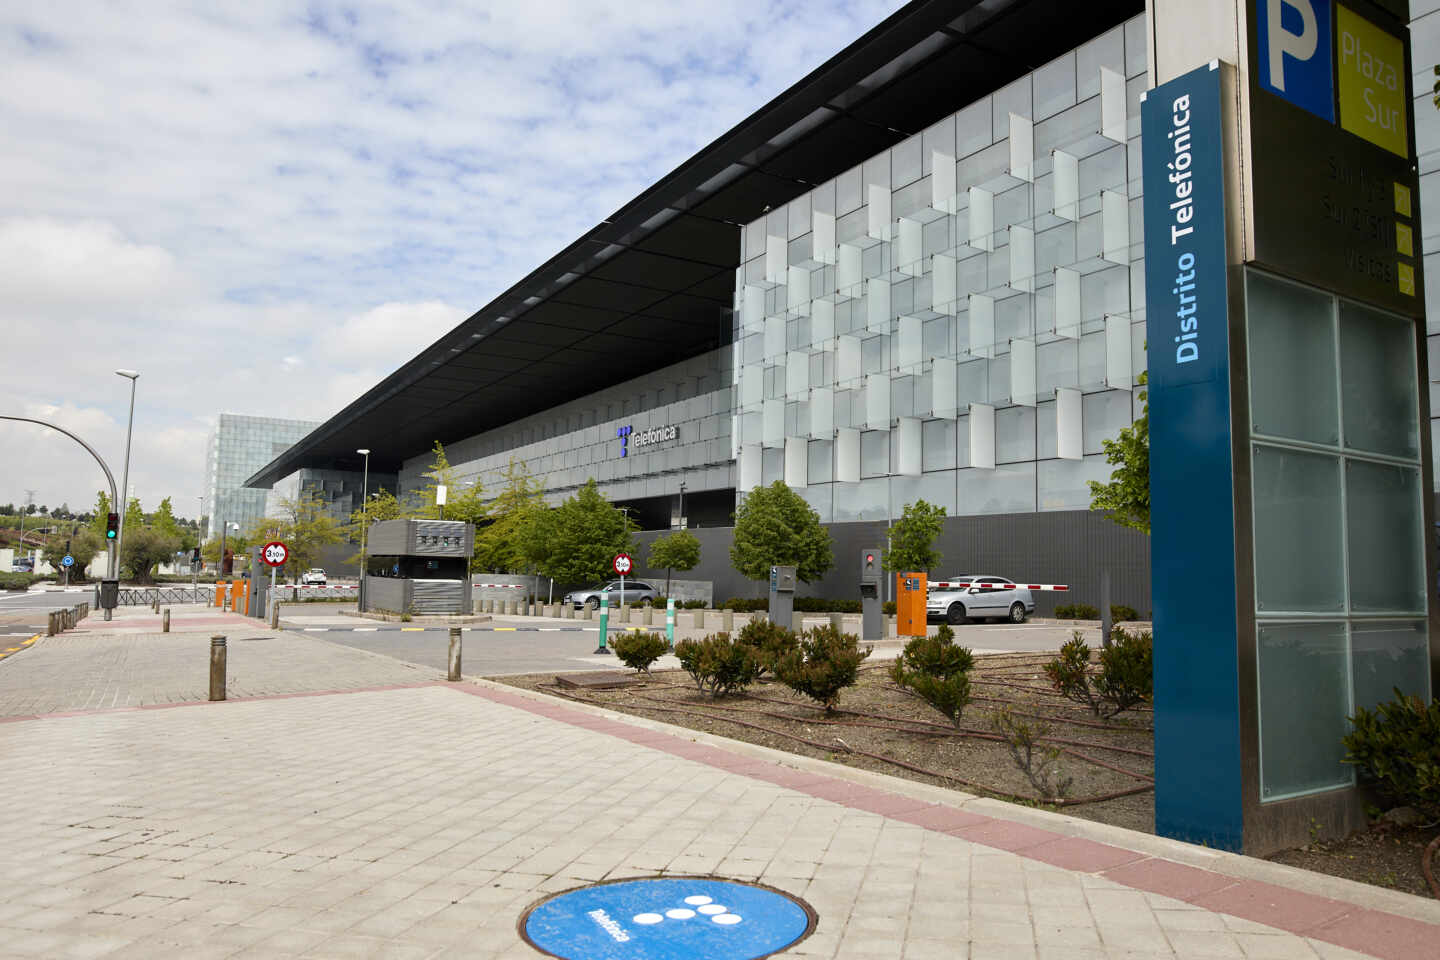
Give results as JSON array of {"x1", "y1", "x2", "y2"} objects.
[{"x1": 521, "y1": 877, "x2": 815, "y2": 959}]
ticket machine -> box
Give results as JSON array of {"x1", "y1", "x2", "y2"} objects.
[
  {"x1": 859, "y1": 548, "x2": 883, "y2": 643},
  {"x1": 896, "y1": 572, "x2": 927, "y2": 638}
]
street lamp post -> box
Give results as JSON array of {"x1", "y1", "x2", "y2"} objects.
[
  {"x1": 678, "y1": 481, "x2": 686, "y2": 530},
  {"x1": 357, "y1": 449, "x2": 370, "y2": 610},
  {"x1": 114, "y1": 369, "x2": 139, "y2": 583}
]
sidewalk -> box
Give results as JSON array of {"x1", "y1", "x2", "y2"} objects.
[{"x1": 0, "y1": 622, "x2": 1436, "y2": 959}]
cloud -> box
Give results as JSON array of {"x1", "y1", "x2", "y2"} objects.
[{"x1": 0, "y1": 0, "x2": 903, "y2": 514}]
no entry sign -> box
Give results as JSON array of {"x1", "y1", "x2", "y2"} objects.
[
  {"x1": 613, "y1": 553, "x2": 633, "y2": 576},
  {"x1": 521, "y1": 877, "x2": 814, "y2": 960},
  {"x1": 261, "y1": 541, "x2": 289, "y2": 567}
]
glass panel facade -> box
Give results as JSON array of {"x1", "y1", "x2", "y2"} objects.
[
  {"x1": 1257, "y1": 622, "x2": 1353, "y2": 801},
  {"x1": 1251, "y1": 446, "x2": 1344, "y2": 614}
]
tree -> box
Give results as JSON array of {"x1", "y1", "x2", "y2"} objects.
[
  {"x1": 535, "y1": 479, "x2": 635, "y2": 587},
  {"x1": 730, "y1": 481, "x2": 833, "y2": 584},
  {"x1": 121, "y1": 526, "x2": 181, "y2": 583},
  {"x1": 263, "y1": 491, "x2": 343, "y2": 581},
  {"x1": 89, "y1": 491, "x2": 111, "y2": 537},
  {"x1": 647, "y1": 529, "x2": 701, "y2": 598},
  {"x1": 1087, "y1": 371, "x2": 1149, "y2": 534},
  {"x1": 42, "y1": 528, "x2": 103, "y2": 580},
  {"x1": 883, "y1": 499, "x2": 947, "y2": 575},
  {"x1": 123, "y1": 497, "x2": 144, "y2": 532},
  {"x1": 474, "y1": 458, "x2": 546, "y2": 574},
  {"x1": 152, "y1": 497, "x2": 181, "y2": 540}
]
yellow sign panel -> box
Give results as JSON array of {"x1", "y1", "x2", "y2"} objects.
[
  {"x1": 1336, "y1": 6, "x2": 1409, "y2": 158},
  {"x1": 1396, "y1": 222, "x2": 1413, "y2": 257},
  {"x1": 1394, "y1": 182, "x2": 1412, "y2": 217},
  {"x1": 1398, "y1": 262, "x2": 1415, "y2": 297}
]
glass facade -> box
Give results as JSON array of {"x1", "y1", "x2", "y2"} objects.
[{"x1": 205, "y1": 414, "x2": 320, "y2": 537}]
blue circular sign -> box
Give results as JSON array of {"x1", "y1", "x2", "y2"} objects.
[
  {"x1": 521, "y1": 877, "x2": 814, "y2": 960},
  {"x1": 61, "y1": 555, "x2": 74, "y2": 567}
]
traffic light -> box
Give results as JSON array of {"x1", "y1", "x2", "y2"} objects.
[{"x1": 105, "y1": 512, "x2": 119, "y2": 540}]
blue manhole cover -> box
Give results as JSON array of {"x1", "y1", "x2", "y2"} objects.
[{"x1": 520, "y1": 876, "x2": 816, "y2": 959}]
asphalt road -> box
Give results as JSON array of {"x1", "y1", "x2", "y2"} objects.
[{"x1": 0, "y1": 590, "x2": 89, "y2": 616}]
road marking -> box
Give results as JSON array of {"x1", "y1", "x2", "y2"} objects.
[
  {"x1": 354, "y1": 627, "x2": 378, "y2": 632},
  {"x1": 495, "y1": 627, "x2": 517, "y2": 632},
  {"x1": 400, "y1": 627, "x2": 423, "y2": 632},
  {"x1": 21, "y1": 637, "x2": 36, "y2": 645},
  {"x1": 3, "y1": 648, "x2": 17, "y2": 653},
  {"x1": 303, "y1": 628, "x2": 329, "y2": 632}
]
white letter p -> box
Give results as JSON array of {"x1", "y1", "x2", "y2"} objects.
[{"x1": 1267, "y1": 0, "x2": 1318, "y2": 93}]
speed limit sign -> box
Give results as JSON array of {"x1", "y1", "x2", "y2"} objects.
[
  {"x1": 261, "y1": 541, "x2": 289, "y2": 567},
  {"x1": 612, "y1": 553, "x2": 633, "y2": 576}
]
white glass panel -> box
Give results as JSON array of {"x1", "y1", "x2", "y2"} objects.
[
  {"x1": 1010, "y1": 337, "x2": 1036, "y2": 406},
  {"x1": 865, "y1": 373, "x2": 891, "y2": 428},
  {"x1": 835, "y1": 427, "x2": 860, "y2": 483},
  {"x1": 810, "y1": 386, "x2": 834, "y2": 438},
  {"x1": 762, "y1": 399, "x2": 785, "y2": 448},
  {"x1": 784, "y1": 436, "x2": 808, "y2": 488},
  {"x1": 1056, "y1": 387, "x2": 1083, "y2": 460},
  {"x1": 813, "y1": 211, "x2": 836, "y2": 264},
  {"x1": 1346, "y1": 461, "x2": 1425, "y2": 614},
  {"x1": 1101, "y1": 191, "x2": 1129, "y2": 264},
  {"x1": 932, "y1": 254, "x2": 957, "y2": 315},
  {"x1": 1258, "y1": 622, "x2": 1352, "y2": 801},
  {"x1": 969, "y1": 294, "x2": 996, "y2": 359},
  {"x1": 868, "y1": 183, "x2": 892, "y2": 241},
  {"x1": 837, "y1": 335, "x2": 862, "y2": 384},
  {"x1": 833, "y1": 476, "x2": 889, "y2": 521},
  {"x1": 1053, "y1": 150, "x2": 1079, "y2": 222},
  {"x1": 1248, "y1": 271, "x2": 1338, "y2": 445},
  {"x1": 764, "y1": 316, "x2": 786, "y2": 361},
  {"x1": 786, "y1": 352, "x2": 810, "y2": 399},
  {"x1": 897, "y1": 315, "x2": 923, "y2": 373},
  {"x1": 1100, "y1": 66, "x2": 1127, "y2": 142},
  {"x1": 969, "y1": 402, "x2": 996, "y2": 469},
  {"x1": 1352, "y1": 621, "x2": 1431, "y2": 711},
  {"x1": 969, "y1": 186, "x2": 994, "y2": 252},
  {"x1": 740, "y1": 365, "x2": 763, "y2": 406},
  {"x1": 932, "y1": 151, "x2": 957, "y2": 213},
  {"x1": 868, "y1": 278, "x2": 891, "y2": 333},
  {"x1": 837, "y1": 243, "x2": 862, "y2": 297},
  {"x1": 1009, "y1": 225, "x2": 1035, "y2": 293},
  {"x1": 1105, "y1": 315, "x2": 1132, "y2": 388},
  {"x1": 787, "y1": 265, "x2": 809, "y2": 312},
  {"x1": 1252, "y1": 446, "x2": 1344, "y2": 613},
  {"x1": 932, "y1": 357, "x2": 957, "y2": 419},
  {"x1": 1054, "y1": 267, "x2": 1081, "y2": 338},
  {"x1": 898, "y1": 218, "x2": 923, "y2": 276},
  {"x1": 766, "y1": 234, "x2": 787, "y2": 284},
  {"x1": 811, "y1": 299, "x2": 835, "y2": 344},
  {"x1": 738, "y1": 443, "x2": 762, "y2": 491},
  {"x1": 1009, "y1": 113, "x2": 1034, "y2": 183},
  {"x1": 922, "y1": 418, "x2": 957, "y2": 472},
  {"x1": 808, "y1": 438, "x2": 833, "y2": 484},
  {"x1": 897, "y1": 417, "x2": 922, "y2": 476},
  {"x1": 1037, "y1": 456, "x2": 1110, "y2": 510},
  {"x1": 956, "y1": 461, "x2": 1035, "y2": 515},
  {"x1": 743, "y1": 285, "x2": 765, "y2": 332},
  {"x1": 861, "y1": 430, "x2": 889, "y2": 478},
  {"x1": 1340, "y1": 302, "x2": 1420, "y2": 460}
]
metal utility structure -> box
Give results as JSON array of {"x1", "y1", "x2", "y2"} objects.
[{"x1": 362, "y1": 519, "x2": 474, "y2": 615}]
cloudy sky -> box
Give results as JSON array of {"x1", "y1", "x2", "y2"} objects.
[{"x1": 0, "y1": 0, "x2": 899, "y2": 519}]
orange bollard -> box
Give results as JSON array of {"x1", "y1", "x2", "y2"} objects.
[{"x1": 214, "y1": 582, "x2": 225, "y2": 608}]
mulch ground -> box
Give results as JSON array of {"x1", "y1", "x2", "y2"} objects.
[{"x1": 496, "y1": 650, "x2": 1440, "y2": 902}]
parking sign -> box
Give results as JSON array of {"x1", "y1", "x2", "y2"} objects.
[{"x1": 1257, "y1": 0, "x2": 1334, "y2": 122}]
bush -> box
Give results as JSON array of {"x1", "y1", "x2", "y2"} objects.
[
  {"x1": 0, "y1": 572, "x2": 39, "y2": 591},
  {"x1": 774, "y1": 624, "x2": 871, "y2": 714},
  {"x1": 721, "y1": 597, "x2": 769, "y2": 612},
  {"x1": 1110, "y1": 604, "x2": 1138, "y2": 622},
  {"x1": 1054, "y1": 603, "x2": 1100, "y2": 620},
  {"x1": 1043, "y1": 628, "x2": 1152, "y2": 718},
  {"x1": 993, "y1": 707, "x2": 1072, "y2": 800},
  {"x1": 736, "y1": 618, "x2": 799, "y2": 677},
  {"x1": 612, "y1": 631, "x2": 669, "y2": 675},
  {"x1": 673, "y1": 634, "x2": 759, "y2": 698},
  {"x1": 1343, "y1": 689, "x2": 1440, "y2": 820},
  {"x1": 794, "y1": 597, "x2": 861, "y2": 613},
  {"x1": 681, "y1": 599, "x2": 708, "y2": 610},
  {"x1": 889, "y1": 624, "x2": 974, "y2": 727},
  {"x1": 882, "y1": 600, "x2": 897, "y2": 616}
]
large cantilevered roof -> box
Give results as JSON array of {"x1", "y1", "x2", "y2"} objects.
[{"x1": 249, "y1": 0, "x2": 1143, "y2": 486}]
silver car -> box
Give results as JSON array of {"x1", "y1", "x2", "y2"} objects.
[
  {"x1": 563, "y1": 580, "x2": 661, "y2": 610},
  {"x1": 926, "y1": 575, "x2": 1035, "y2": 625}
]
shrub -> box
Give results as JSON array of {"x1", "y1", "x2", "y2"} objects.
[
  {"x1": 889, "y1": 624, "x2": 974, "y2": 727},
  {"x1": 612, "y1": 631, "x2": 669, "y2": 675},
  {"x1": 721, "y1": 597, "x2": 769, "y2": 612},
  {"x1": 1343, "y1": 689, "x2": 1440, "y2": 820},
  {"x1": 681, "y1": 599, "x2": 708, "y2": 609},
  {"x1": 1054, "y1": 603, "x2": 1100, "y2": 620},
  {"x1": 794, "y1": 597, "x2": 861, "y2": 613},
  {"x1": 1095, "y1": 626, "x2": 1153, "y2": 714},
  {"x1": 674, "y1": 634, "x2": 759, "y2": 698},
  {"x1": 882, "y1": 600, "x2": 897, "y2": 616},
  {"x1": 736, "y1": 618, "x2": 799, "y2": 677},
  {"x1": 774, "y1": 624, "x2": 871, "y2": 714},
  {"x1": 993, "y1": 707, "x2": 1072, "y2": 800},
  {"x1": 0, "y1": 572, "x2": 37, "y2": 591},
  {"x1": 1110, "y1": 604, "x2": 1138, "y2": 622}
]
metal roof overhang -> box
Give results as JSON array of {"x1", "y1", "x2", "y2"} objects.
[{"x1": 248, "y1": 0, "x2": 1143, "y2": 487}]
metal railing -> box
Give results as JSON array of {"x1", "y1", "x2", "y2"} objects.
[{"x1": 108, "y1": 586, "x2": 215, "y2": 606}]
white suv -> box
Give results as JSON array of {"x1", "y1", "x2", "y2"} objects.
[{"x1": 301, "y1": 568, "x2": 327, "y2": 586}]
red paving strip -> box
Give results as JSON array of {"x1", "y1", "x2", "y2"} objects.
[{"x1": 452, "y1": 683, "x2": 1440, "y2": 960}]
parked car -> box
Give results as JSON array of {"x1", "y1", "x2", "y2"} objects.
[
  {"x1": 563, "y1": 580, "x2": 660, "y2": 610},
  {"x1": 301, "y1": 568, "x2": 327, "y2": 586},
  {"x1": 926, "y1": 575, "x2": 1034, "y2": 625},
  {"x1": 11, "y1": 557, "x2": 34, "y2": 573}
]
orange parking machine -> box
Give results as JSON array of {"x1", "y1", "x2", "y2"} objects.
[{"x1": 896, "y1": 572, "x2": 927, "y2": 638}]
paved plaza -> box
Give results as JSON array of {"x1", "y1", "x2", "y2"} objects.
[{"x1": 0, "y1": 609, "x2": 1436, "y2": 958}]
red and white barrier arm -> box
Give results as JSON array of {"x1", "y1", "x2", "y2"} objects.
[
  {"x1": 471, "y1": 583, "x2": 527, "y2": 589},
  {"x1": 929, "y1": 581, "x2": 1070, "y2": 591}
]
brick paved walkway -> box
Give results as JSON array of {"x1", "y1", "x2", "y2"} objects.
[{"x1": 0, "y1": 675, "x2": 1436, "y2": 959}]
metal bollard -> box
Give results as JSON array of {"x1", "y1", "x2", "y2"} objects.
[
  {"x1": 829, "y1": 612, "x2": 844, "y2": 635},
  {"x1": 209, "y1": 636, "x2": 227, "y2": 701},
  {"x1": 269, "y1": 601, "x2": 280, "y2": 629},
  {"x1": 47, "y1": 612, "x2": 57, "y2": 636},
  {"x1": 162, "y1": 608, "x2": 170, "y2": 633},
  {"x1": 448, "y1": 626, "x2": 462, "y2": 681}
]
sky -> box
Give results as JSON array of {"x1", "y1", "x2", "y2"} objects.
[{"x1": 0, "y1": 0, "x2": 900, "y2": 519}]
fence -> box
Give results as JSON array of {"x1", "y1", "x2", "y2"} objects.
[{"x1": 110, "y1": 586, "x2": 215, "y2": 606}]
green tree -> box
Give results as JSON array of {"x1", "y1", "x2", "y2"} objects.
[
  {"x1": 730, "y1": 481, "x2": 833, "y2": 584},
  {"x1": 89, "y1": 490, "x2": 111, "y2": 537},
  {"x1": 535, "y1": 479, "x2": 635, "y2": 587},
  {"x1": 123, "y1": 496, "x2": 144, "y2": 533},
  {"x1": 42, "y1": 528, "x2": 103, "y2": 581},
  {"x1": 343, "y1": 487, "x2": 413, "y2": 566},
  {"x1": 883, "y1": 499, "x2": 947, "y2": 574},
  {"x1": 1087, "y1": 372, "x2": 1149, "y2": 534},
  {"x1": 121, "y1": 526, "x2": 181, "y2": 584},
  {"x1": 473, "y1": 458, "x2": 546, "y2": 574},
  {"x1": 152, "y1": 497, "x2": 182, "y2": 540},
  {"x1": 417, "y1": 441, "x2": 460, "y2": 519},
  {"x1": 265, "y1": 491, "x2": 343, "y2": 581},
  {"x1": 647, "y1": 529, "x2": 701, "y2": 598}
]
